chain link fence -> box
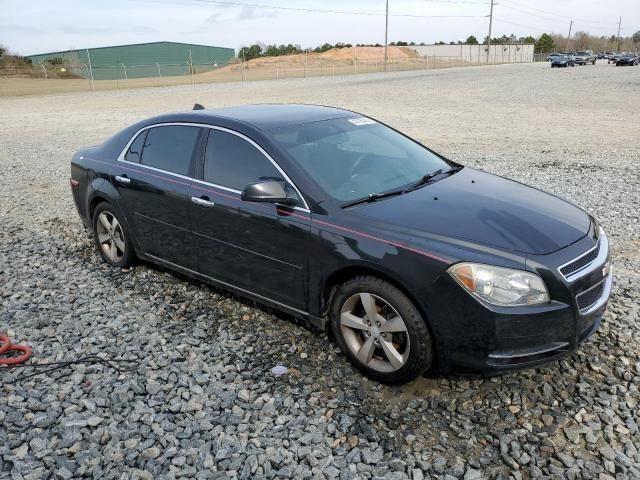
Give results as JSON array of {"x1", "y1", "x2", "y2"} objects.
[{"x1": 1, "y1": 53, "x2": 536, "y2": 97}]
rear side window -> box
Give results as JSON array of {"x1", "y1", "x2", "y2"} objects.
[
  {"x1": 203, "y1": 130, "x2": 282, "y2": 190},
  {"x1": 124, "y1": 130, "x2": 147, "y2": 163},
  {"x1": 140, "y1": 126, "x2": 200, "y2": 176}
]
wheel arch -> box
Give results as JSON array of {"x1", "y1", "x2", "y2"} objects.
[
  {"x1": 320, "y1": 264, "x2": 432, "y2": 329},
  {"x1": 86, "y1": 178, "x2": 139, "y2": 250},
  {"x1": 321, "y1": 263, "x2": 440, "y2": 376},
  {"x1": 86, "y1": 177, "x2": 120, "y2": 220}
]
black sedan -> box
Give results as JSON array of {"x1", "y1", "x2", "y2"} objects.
[
  {"x1": 616, "y1": 53, "x2": 639, "y2": 66},
  {"x1": 551, "y1": 54, "x2": 575, "y2": 67},
  {"x1": 70, "y1": 104, "x2": 612, "y2": 383}
]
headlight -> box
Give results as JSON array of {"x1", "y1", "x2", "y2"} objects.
[{"x1": 448, "y1": 263, "x2": 550, "y2": 306}]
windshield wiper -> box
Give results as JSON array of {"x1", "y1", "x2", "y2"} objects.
[
  {"x1": 340, "y1": 189, "x2": 404, "y2": 208},
  {"x1": 404, "y1": 165, "x2": 463, "y2": 193}
]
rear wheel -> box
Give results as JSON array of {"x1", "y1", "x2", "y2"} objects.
[
  {"x1": 330, "y1": 276, "x2": 433, "y2": 384},
  {"x1": 92, "y1": 202, "x2": 135, "y2": 268}
]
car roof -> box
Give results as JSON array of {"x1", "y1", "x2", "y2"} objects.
[{"x1": 185, "y1": 104, "x2": 356, "y2": 130}]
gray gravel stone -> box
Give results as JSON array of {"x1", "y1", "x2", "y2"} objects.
[{"x1": 1, "y1": 63, "x2": 639, "y2": 480}]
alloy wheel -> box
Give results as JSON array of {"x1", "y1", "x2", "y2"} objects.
[
  {"x1": 339, "y1": 292, "x2": 410, "y2": 373},
  {"x1": 96, "y1": 211, "x2": 126, "y2": 263}
]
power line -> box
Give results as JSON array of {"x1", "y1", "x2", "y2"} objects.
[
  {"x1": 487, "y1": 0, "x2": 494, "y2": 61},
  {"x1": 491, "y1": 17, "x2": 561, "y2": 33},
  {"x1": 499, "y1": 0, "x2": 618, "y2": 27},
  {"x1": 423, "y1": 0, "x2": 489, "y2": 4},
  {"x1": 498, "y1": 3, "x2": 612, "y2": 28},
  {"x1": 192, "y1": 0, "x2": 484, "y2": 18},
  {"x1": 173, "y1": 0, "x2": 488, "y2": 17}
]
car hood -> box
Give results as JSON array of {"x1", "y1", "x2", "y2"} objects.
[{"x1": 350, "y1": 168, "x2": 590, "y2": 255}]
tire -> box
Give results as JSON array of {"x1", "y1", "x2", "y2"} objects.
[
  {"x1": 330, "y1": 275, "x2": 433, "y2": 384},
  {"x1": 92, "y1": 202, "x2": 135, "y2": 268}
]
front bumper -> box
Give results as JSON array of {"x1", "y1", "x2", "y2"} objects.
[{"x1": 421, "y1": 229, "x2": 612, "y2": 375}]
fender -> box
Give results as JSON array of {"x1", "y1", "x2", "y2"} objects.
[{"x1": 85, "y1": 176, "x2": 141, "y2": 251}]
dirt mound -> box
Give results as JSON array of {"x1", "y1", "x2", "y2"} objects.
[
  {"x1": 196, "y1": 46, "x2": 424, "y2": 78},
  {"x1": 237, "y1": 46, "x2": 419, "y2": 67},
  {"x1": 320, "y1": 46, "x2": 418, "y2": 60}
]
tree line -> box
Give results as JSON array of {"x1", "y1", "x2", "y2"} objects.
[{"x1": 238, "y1": 30, "x2": 639, "y2": 61}]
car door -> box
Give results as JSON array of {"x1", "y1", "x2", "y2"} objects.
[
  {"x1": 189, "y1": 127, "x2": 310, "y2": 311},
  {"x1": 112, "y1": 124, "x2": 203, "y2": 269}
]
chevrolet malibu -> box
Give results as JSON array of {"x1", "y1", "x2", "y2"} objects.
[{"x1": 70, "y1": 104, "x2": 612, "y2": 383}]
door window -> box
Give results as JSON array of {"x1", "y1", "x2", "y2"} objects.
[
  {"x1": 203, "y1": 130, "x2": 282, "y2": 190},
  {"x1": 140, "y1": 125, "x2": 200, "y2": 176},
  {"x1": 124, "y1": 130, "x2": 147, "y2": 163}
]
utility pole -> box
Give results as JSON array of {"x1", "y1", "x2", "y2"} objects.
[
  {"x1": 86, "y1": 48, "x2": 95, "y2": 91},
  {"x1": 486, "y1": 0, "x2": 494, "y2": 63},
  {"x1": 615, "y1": 16, "x2": 622, "y2": 52},
  {"x1": 566, "y1": 20, "x2": 573, "y2": 52},
  {"x1": 384, "y1": 0, "x2": 389, "y2": 72}
]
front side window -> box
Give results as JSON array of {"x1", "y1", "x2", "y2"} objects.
[
  {"x1": 270, "y1": 118, "x2": 450, "y2": 202},
  {"x1": 140, "y1": 125, "x2": 200, "y2": 176},
  {"x1": 124, "y1": 130, "x2": 147, "y2": 163},
  {"x1": 204, "y1": 130, "x2": 282, "y2": 190}
]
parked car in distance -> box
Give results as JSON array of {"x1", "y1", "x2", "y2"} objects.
[
  {"x1": 551, "y1": 54, "x2": 576, "y2": 67},
  {"x1": 70, "y1": 104, "x2": 613, "y2": 383},
  {"x1": 546, "y1": 53, "x2": 561, "y2": 61},
  {"x1": 608, "y1": 53, "x2": 621, "y2": 64},
  {"x1": 574, "y1": 50, "x2": 596, "y2": 65},
  {"x1": 616, "y1": 53, "x2": 640, "y2": 66}
]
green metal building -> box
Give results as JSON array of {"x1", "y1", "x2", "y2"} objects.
[{"x1": 28, "y1": 41, "x2": 235, "y2": 80}]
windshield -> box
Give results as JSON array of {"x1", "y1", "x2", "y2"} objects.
[
  {"x1": 576, "y1": 51, "x2": 588, "y2": 55},
  {"x1": 270, "y1": 117, "x2": 451, "y2": 203}
]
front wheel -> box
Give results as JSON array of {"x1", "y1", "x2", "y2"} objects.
[
  {"x1": 330, "y1": 276, "x2": 433, "y2": 384},
  {"x1": 92, "y1": 202, "x2": 135, "y2": 268}
]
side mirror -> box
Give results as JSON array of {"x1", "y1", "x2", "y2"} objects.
[{"x1": 241, "y1": 180, "x2": 299, "y2": 206}]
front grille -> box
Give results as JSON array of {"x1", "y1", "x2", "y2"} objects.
[
  {"x1": 576, "y1": 279, "x2": 606, "y2": 313},
  {"x1": 560, "y1": 241, "x2": 600, "y2": 278}
]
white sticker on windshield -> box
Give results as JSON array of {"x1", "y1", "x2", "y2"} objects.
[{"x1": 348, "y1": 117, "x2": 376, "y2": 126}]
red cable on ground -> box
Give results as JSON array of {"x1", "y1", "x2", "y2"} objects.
[
  {"x1": 0, "y1": 336, "x2": 33, "y2": 365},
  {"x1": 0, "y1": 335, "x2": 11, "y2": 355}
]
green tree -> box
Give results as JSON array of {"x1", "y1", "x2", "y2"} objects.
[
  {"x1": 313, "y1": 43, "x2": 333, "y2": 53},
  {"x1": 0, "y1": 45, "x2": 5, "y2": 57},
  {"x1": 465, "y1": 35, "x2": 478, "y2": 44},
  {"x1": 238, "y1": 44, "x2": 263, "y2": 61},
  {"x1": 573, "y1": 31, "x2": 591, "y2": 50},
  {"x1": 633, "y1": 30, "x2": 640, "y2": 45},
  {"x1": 535, "y1": 33, "x2": 555, "y2": 53},
  {"x1": 522, "y1": 35, "x2": 536, "y2": 44}
]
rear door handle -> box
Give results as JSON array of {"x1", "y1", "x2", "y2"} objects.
[
  {"x1": 115, "y1": 175, "x2": 131, "y2": 185},
  {"x1": 191, "y1": 196, "x2": 215, "y2": 207}
]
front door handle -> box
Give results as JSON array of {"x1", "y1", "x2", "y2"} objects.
[
  {"x1": 115, "y1": 175, "x2": 131, "y2": 185},
  {"x1": 191, "y1": 196, "x2": 215, "y2": 207}
]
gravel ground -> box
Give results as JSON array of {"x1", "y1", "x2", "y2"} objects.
[{"x1": 1, "y1": 62, "x2": 639, "y2": 480}]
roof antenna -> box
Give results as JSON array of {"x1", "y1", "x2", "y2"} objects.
[{"x1": 193, "y1": 103, "x2": 205, "y2": 110}]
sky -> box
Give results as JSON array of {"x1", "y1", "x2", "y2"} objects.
[{"x1": 1, "y1": 0, "x2": 637, "y2": 56}]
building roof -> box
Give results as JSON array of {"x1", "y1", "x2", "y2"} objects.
[{"x1": 28, "y1": 41, "x2": 232, "y2": 58}]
